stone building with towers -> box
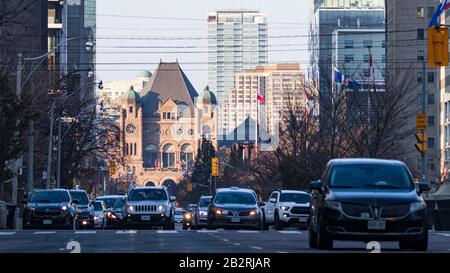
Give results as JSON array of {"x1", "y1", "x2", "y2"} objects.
[{"x1": 119, "y1": 62, "x2": 217, "y2": 188}]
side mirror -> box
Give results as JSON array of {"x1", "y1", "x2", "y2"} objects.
[
  {"x1": 310, "y1": 180, "x2": 322, "y2": 191},
  {"x1": 418, "y1": 183, "x2": 430, "y2": 193},
  {"x1": 258, "y1": 201, "x2": 266, "y2": 207},
  {"x1": 269, "y1": 198, "x2": 277, "y2": 203},
  {"x1": 170, "y1": 196, "x2": 176, "y2": 202},
  {"x1": 72, "y1": 199, "x2": 80, "y2": 205}
]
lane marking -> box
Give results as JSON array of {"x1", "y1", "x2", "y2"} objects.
[
  {"x1": 437, "y1": 233, "x2": 450, "y2": 237},
  {"x1": 75, "y1": 231, "x2": 96, "y2": 234},
  {"x1": 116, "y1": 230, "x2": 137, "y2": 234},
  {"x1": 237, "y1": 230, "x2": 259, "y2": 233},
  {"x1": 157, "y1": 230, "x2": 178, "y2": 234},
  {"x1": 278, "y1": 230, "x2": 302, "y2": 234},
  {"x1": 0, "y1": 232, "x2": 16, "y2": 236},
  {"x1": 277, "y1": 251, "x2": 289, "y2": 253},
  {"x1": 197, "y1": 230, "x2": 218, "y2": 233},
  {"x1": 33, "y1": 231, "x2": 56, "y2": 234},
  {"x1": 250, "y1": 246, "x2": 263, "y2": 250},
  {"x1": 223, "y1": 239, "x2": 229, "y2": 242},
  {"x1": 233, "y1": 243, "x2": 241, "y2": 246}
]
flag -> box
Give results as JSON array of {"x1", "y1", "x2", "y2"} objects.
[
  {"x1": 334, "y1": 67, "x2": 362, "y2": 92},
  {"x1": 429, "y1": 0, "x2": 449, "y2": 27},
  {"x1": 257, "y1": 94, "x2": 266, "y2": 104}
]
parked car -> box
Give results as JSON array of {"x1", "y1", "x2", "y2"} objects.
[
  {"x1": 94, "y1": 195, "x2": 126, "y2": 209},
  {"x1": 124, "y1": 186, "x2": 176, "y2": 229},
  {"x1": 174, "y1": 208, "x2": 185, "y2": 223},
  {"x1": 69, "y1": 190, "x2": 95, "y2": 229},
  {"x1": 191, "y1": 196, "x2": 212, "y2": 229},
  {"x1": 264, "y1": 190, "x2": 311, "y2": 230},
  {"x1": 207, "y1": 187, "x2": 265, "y2": 230},
  {"x1": 91, "y1": 200, "x2": 107, "y2": 229},
  {"x1": 22, "y1": 189, "x2": 77, "y2": 229},
  {"x1": 105, "y1": 196, "x2": 126, "y2": 229},
  {"x1": 309, "y1": 158, "x2": 430, "y2": 251}
]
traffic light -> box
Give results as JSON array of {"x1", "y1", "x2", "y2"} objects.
[
  {"x1": 428, "y1": 27, "x2": 449, "y2": 67},
  {"x1": 211, "y1": 157, "x2": 219, "y2": 177},
  {"x1": 187, "y1": 182, "x2": 193, "y2": 192},
  {"x1": 415, "y1": 133, "x2": 427, "y2": 153},
  {"x1": 108, "y1": 161, "x2": 116, "y2": 176}
]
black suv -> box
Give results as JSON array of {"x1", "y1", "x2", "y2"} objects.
[
  {"x1": 309, "y1": 159, "x2": 430, "y2": 251},
  {"x1": 69, "y1": 190, "x2": 95, "y2": 229},
  {"x1": 207, "y1": 187, "x2": 265, "y2": 230},
  {"x1": 23, "y1": 189, "x2": 77, "y2": 229}
]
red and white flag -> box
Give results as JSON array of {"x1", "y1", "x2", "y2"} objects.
[{"x1": 257, "y1": 94, "x2": 266, "y2": 104}]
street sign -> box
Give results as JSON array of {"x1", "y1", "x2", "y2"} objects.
[
  {"x1": 415, "y1": 133, "x2": 427, "y2": 153},
  {"x1": 211, "y1": 157, "x2": 219, "y2": 177},
  {"x1": 416, "y1": 113, "x2": 426, "y2": 131}
]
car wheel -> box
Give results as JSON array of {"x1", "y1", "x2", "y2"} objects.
[
  {"x1": 400, "y1": 231, "x2": 428, "y2": 252},
  {"x1": 274, "y1": 212, "x2": 282, "y2": 230},
  {"x1": 316, "y1": 219, "x2": 333, "y2": 250},
  {"x1": 262, "y1": 212, "x2": 269, "y2": 230}
]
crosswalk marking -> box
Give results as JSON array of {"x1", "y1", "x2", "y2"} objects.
[
  {"x1": 237, "y1": 230, "x2": 259, "y2": 233},
  {"x1": 0, "y1": 232, "x2": 16, "y2": 236},
  {"x1": 250, "y1": 246, "x2": 263, "y2": 250},
  {"x1": 75, "y1": 231, "x2": 96, "y2": 234},
  {"x1": 33, "y1": 231, "x2": 56, "y2": 234},
  {"x1": 437, "y1": 233, "x2": 450, "y2": 237},
  {"x1": 278, "y1": 230, "x2": 302, "y2": 234},
  {"x1": 277, "y1": 251, "x2": 289, "y2": 253},
  {"x1": 116, "y1": 230, "x2": 137, "y2": 234},
  {"x1": 233, "y1": 243, "x2": 241, "y2": 246},
  {"x1": 197, "y1": 230, "x2": 218, "y2": 233},
  {"x1": 157, "y1": 230, "x2": 178, "y2": 234}
]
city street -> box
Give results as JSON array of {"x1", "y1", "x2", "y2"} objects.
[{"x1": 0, "y1": 225, "x2": 449, "y2": 253}]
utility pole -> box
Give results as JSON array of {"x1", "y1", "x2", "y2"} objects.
[
  {"x1": 46, "y1": 101, "x2": 55, "y2": 189},
  {"x1": 56, "y1": 118, "x2": 62, "y2": 188},
  {"x1": 27, "y1": 120, "x2": 34, "y2": 193},
  {"x1": 421, "y1": 61, "x2": 426, "y2": 183},
  {"x1": 11, "y1": 53, "x2": 23, "y2": 205}
]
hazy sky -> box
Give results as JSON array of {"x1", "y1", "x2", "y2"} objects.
[{"x1": 96, "y1": 0, "x2": 311, "y2": 91}]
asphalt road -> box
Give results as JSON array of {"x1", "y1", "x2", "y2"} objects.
[{"x1": 0, "y1": 225, "x2": 449, "y2": 253}]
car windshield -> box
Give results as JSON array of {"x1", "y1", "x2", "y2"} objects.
[
  {"x1": 128, "y1": 189, "x2": 168, "y2": 201},
  {"x1": 279, "y1": 193, "x2": 311, "y2": 203},
  {"x1": 97, "y1": 197, "x2": 119, "y2": 208},
  {"x1": 214, "y1": 192, "x2": 256, "y2": 205},
  {"x1": 175, "y1": 210, "x2": 185, "y2": 215},
  {"x1": 30, "y1": 191, "x2": 70, "y2": 203},
  {"x1": 199, "y1": 198, "x2": 211, "y2": 207},
  {"x1": 69, "y1": 191, "x2": 89, "y2": 205},
  {"x1": 329, "y1": 164, "x2": 414, "y2": 190},
  {"x1": 113, "y1": 198, "x2": 125, "y2": 209},
  {"x1": 92, "y1": 202, "x2": 103, "y2": 211}
]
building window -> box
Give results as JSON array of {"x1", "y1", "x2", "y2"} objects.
[
  {"x1": 134, "y1": 143, "x2": 137, "y2": 155},
  {"x1": 428, "y1": 137, "x2": 435, "y2": 149},
  {"x1": 428, "y1": 93, "x2": 435, "y2": 105},
  {"x1": 177, "y1": 128, "x2": 183, "y2": 135},
  {"x1": 163, "y1": 112, "x2": 167, "y2": 119},
  {"x1": 180, "y1": 144, "x2": 194, "y2": 171},
  {"x1": 429, "y1": 159, "x2": 435, "y2": 171},
  {"x1": 130, "y1": 143, "x2": 133, "y2": 155},
  {"x1": 344, "y1": 55, "x2": 354, "y2": 63},
  {"x1": 381, "y1": 40, "x2": 386, "y2": 48},
  {"x1": 427, "y1": 7, "x2": 435, "y2": 19},
  {"x1": 428, "y1": 115, "x2": 435, "y2": 127},
  {"x1": 417, "y1": 50, "x2": 424, "y2": 61},
  {"x1": 363, "y1": 54, "x2": 369, "y2": 63},
  {"x1": 417, "y1": 29, "x2": 424, "y2": 40},
  {"x1": 417, "y1": 7, "x2": 425, "y2": 18},
  {"x1": 188, "y1": 129, "x2": 194, "y2": 136},
  {"x1": 129, "y1": 106, "x2": 133, "y2": 113},
  {"x1": 126, "y1": 143, "x2": 129, "y2": 155},
  {"x1": 363, "y1": 40, "x2": 373, "y2": 48},
  {"x1": 428, "y1": 72, "x2": 435, "y2": 83},
  {"x1": 363, "y1": 69, "x2": 370, "y2": 77},
  {"x1": 417, "y1": 72, "x2": 423, "y2": 83},
  {"x1": 144, "y1": 144, "x2": 158, "y2": 168},
  {"x1": 162, "y1": 144, "x2": 175, "y2": 168},
  {"x1": 344, "y1": 40, "x2": 354, "y2": 49}
]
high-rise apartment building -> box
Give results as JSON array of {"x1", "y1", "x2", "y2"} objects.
[
  {"x1": 386, "y1": 0, "x2": 441, "y2": 185},
  {"x1": 207, "y1": 9, "x2": 268, "y2": 105}
]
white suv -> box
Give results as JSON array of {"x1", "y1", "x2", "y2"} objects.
[
  {"x1": 263, "y1": 190, "x2": 311, "y2": 230},
  {"x1": 124, "y1": 186, "x2": 176, "y2": 229}
]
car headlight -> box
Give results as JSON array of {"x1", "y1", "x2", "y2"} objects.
[
  {"x1": 199, "y1": 210, "x2": 208, "y2": 216},
  {"x1": 61, "y1": 205, "x2": 68, "y2": 211},
  {"x1": 280, "y1": 206, "x2": 290, "y2": 211},
  {"x1": 128, "y1": 205, "x2": 134, "y2": 212},
  {"x1": 325, "y1": 200, "x2": 342, "y2": 211},
  {"x1": 94, "y1": 216, "x2": 99, "y2": 221},
  {"x1": 184, "y1": 213, "x2": 192, "y2": 220},
  {"x1": 409, "y1": 201, "x2": 426, "y2": 213},
  {"x1": 249, "y1": 210, "x2": 257, "y2": 216},
  {"x1": 216, "y1": 209, "x2": 222, "y2": 215},
  {"x1": 158, "y1": 205, "x2": 165, "y2": 212},
  {"x1": 107, "y1": 212, "x2": 117, "y2": 219}
]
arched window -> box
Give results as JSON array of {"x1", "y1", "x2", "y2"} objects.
[
  {"x1": 202, "y1": 125, "x2": 211, "y2": 139},
  {"x1": 144, "y1": 144, "x2": 158, "y2": 168},
  {"x1": 180, "y1": 144, "x2": 194, "y2": 171},
  {"x1": 162, "y1": 144, "x2": 175, "y2": 168}
]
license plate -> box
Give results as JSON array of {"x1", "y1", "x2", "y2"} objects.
[
  {"x1": 368, "y1": 220, "x2": 386, "y2": 230},
  {"x1": 299, "y1": 217, "x2": 308, "y2": 223},
  {"x1": 231, "y1": 217, "x2": 240, "y2": 223},
  {"x1": 141, "y1": 215, "x2": 151, "y2": 221},
  {"x1": 43, "y1": 220, "x2": 52, "y2": 225},
  {"x1": 222, "y1": 210, "x2": 228, "y2": 215}
]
